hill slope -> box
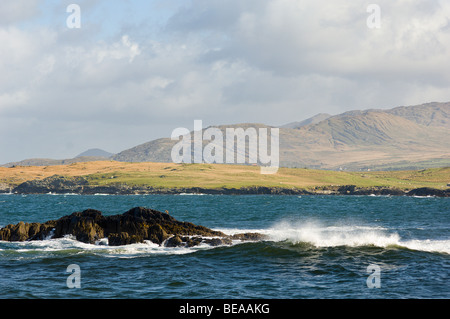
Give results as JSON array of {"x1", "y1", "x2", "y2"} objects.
[
  {"x1": 2, "y1": 149, "x2": 114, "y2": 168},
  {"x1": 76, "y1": 148, "x2": 113, "y2": 158},
  {"x1": 1, "y1": 156, "x2": 110, "y2": 168},
  {"x1": 112, "y1": 102, "x2": 450, "y2": 170},
  {"x1": 281, "y1": 113, "x2": 331, "y2": 129}
]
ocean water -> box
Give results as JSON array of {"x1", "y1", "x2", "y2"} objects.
[{"x1": 0, "y1": 194, "x2": 448, "y2": 299}]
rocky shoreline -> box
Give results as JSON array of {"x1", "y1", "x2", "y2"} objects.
[
  {"x1": 1, "y1": 175, "x2": 449, "y2": 197},
  {"x1": 0, "y1": 206, "x2": 264, "y2": 246}
]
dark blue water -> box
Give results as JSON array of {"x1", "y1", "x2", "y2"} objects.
[{"x1": 0, "y1": 194, "x2": 449, "y2": 298}]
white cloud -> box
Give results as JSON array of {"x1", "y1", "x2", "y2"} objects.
[
  {"x1": 0, "y1": 0, "x2": 41, "y2": 25},
  {"x1": 0, "y1": 0, "x2": 449, "y2": 163},
  {"x1": 171, "y1": 0, "x2": 450, "y2": 81},
  {"x1": 95, "y1": 35, "x2": 141, "y2": 63}
]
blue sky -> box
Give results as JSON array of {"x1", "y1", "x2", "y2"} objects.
[
  {"x1": 16, "y1": 0, "x2": 177, "y2": 39},
  {"x1": 0, "y1": 0, "x2": 449, "y2": 163}
]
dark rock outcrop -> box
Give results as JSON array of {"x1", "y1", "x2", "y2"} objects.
[
  {"x1": 407, "y1": 187, "x2": 450, "y2": 197},
  {"x1": 13, "y1": 175, "x2": 89, "y2": 194},
  {"x1": 230, "y1": 232, "x2": 265, "y2": 241},
  {"x1": 108, "y1": 232, "x2": 143, "y2": 246},
  {"x1": 165, "y1": 235, "x2": 234, "y2": 248},
  {"x1": 335, "y1": 185, "x2": 450, "y2": 197},
  {"x1": 0, "y1": 207, "x2": 266, "y2": 247},
  {"x1": 0, "y1": 220, "x2": 56, "y2": 242},
  {"x1": 165, "y1": 234, "x2": 183, "y2": 247},
  {"x1": 337, "y1": 185, "x2": 406, "y2": 196}
]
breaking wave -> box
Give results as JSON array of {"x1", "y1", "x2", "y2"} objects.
[
  {"x1": 1, "y1": 220, "x2": 449, "y2": 258},
  {"x1": 269, "y1": 221, "x2": 448, "y2": 254},
  {"x1": 218, "y1": 220, "x2": 450, "y2": 255}
]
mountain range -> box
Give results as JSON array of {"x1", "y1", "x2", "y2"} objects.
[
  {"x1": 3, "y1": 102, "x2": 450, "y2": 171},
  {"x1": 112, "y1": 101, "x2": 450, "y2": 170}
]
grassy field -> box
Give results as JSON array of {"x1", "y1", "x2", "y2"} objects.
[{"x1": 1, "y1": 161, "x2": 449, "y2": 191}]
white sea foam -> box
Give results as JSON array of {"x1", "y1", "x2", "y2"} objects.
[
  {"x1": 260, "y1": 220, "x2": 449, "y2": 254},
  {"x1": 217, "y1": 221, "x2": 450, "y2": 254},
  {"x1": 399, "y1": 239, "x2": 450, "y2": 254},
  {"x1": 6, "y1": 235, "x2": 219, "y2": 257},
  {"x1": 266, "y1": 221, "x2": 399, "y2": 247}
]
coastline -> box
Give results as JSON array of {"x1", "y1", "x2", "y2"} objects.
[{"x1": 1, "y1": 175, "x2": 449, "y2": 197}]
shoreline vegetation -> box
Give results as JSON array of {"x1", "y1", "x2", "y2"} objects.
[{"x1": 0, "y1": 161, "x2": 449, "y2": 197}]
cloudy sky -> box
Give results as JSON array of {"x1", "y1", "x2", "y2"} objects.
[{"x1": 1, "y1": 0, "x2": 449, "y2": 163}]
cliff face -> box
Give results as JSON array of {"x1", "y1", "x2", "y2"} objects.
[{"x1": 0, "y1": 207, "x2": 264, "y2": 246}]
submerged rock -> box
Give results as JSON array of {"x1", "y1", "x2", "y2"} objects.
[
  {"x1": 0, "y1": 207, "x2": 266, "y2": 247},
  {"x1": 165, "y1": 235, "x2": 234, "y2": 248}
]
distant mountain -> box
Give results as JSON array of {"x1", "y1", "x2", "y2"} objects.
[
  {"x1": 385, "y1": 102, "x2": 450, "y2": 128},
  {"x1": 113, "y1": 123, "x2": 271, "y2": 163},
  {"x1": 281, "y1": 113, "x2": 331, "y2": 129},
  {"x1": 76, "y1": 148, "x2": 113, "y2": 158},
  {"x1": 5, "y1": 102, "x2": 449, "y2": 171},
  {"x1": 112, "y1": 102, "x2": 450, "y2": 170},
  {"x1": 112, "y1": 138, "x2": 176, "y2": 163},
  {"x1": 2, "y1": 148, "x2": 113, "y2": 168},
  {"x1": 1, "y1": 156, "x2": 109, "y2": 168},
  {"x1": 279, "y1": 102, "x2": 450, "y2": 169}
]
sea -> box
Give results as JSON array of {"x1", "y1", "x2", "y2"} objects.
[{"x1": 0, "y1": 193, "x2": 448, "y2": 299}]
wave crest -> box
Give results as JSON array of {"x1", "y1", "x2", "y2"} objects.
[
  {"x1": 266, "y1": 221, "x2": 398, "y2": 247},
  {"x1": 261, "y1": 220, "x2": 449, "y2": 254}
]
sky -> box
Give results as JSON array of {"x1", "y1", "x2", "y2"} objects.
[{"x1": 1, "y1": 0, "x2": 450, "y2": 163}]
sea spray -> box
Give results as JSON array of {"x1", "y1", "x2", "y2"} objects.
[{"x1": 265, "y1": 220, "x2": 401, "y2": 248}]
